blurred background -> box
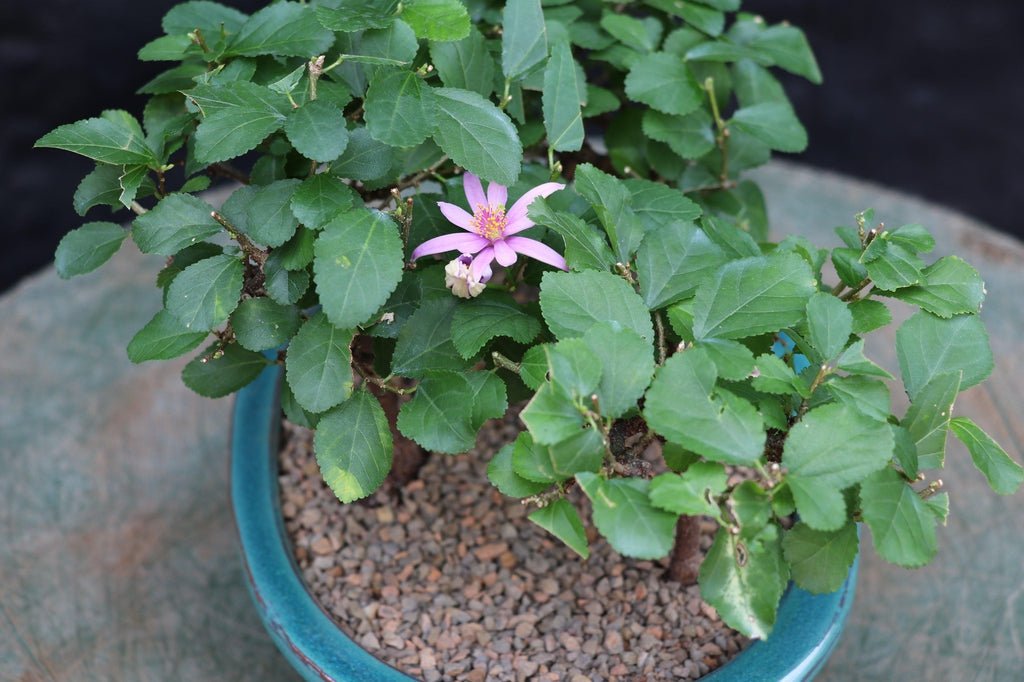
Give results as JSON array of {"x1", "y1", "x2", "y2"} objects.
[{"x1": 3, "y1": 0, "x2": 1021, "y2": 293}]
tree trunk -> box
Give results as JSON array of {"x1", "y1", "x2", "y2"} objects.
[{"x1": 664, "y1": 515, "x2": 703, "y2": 584}]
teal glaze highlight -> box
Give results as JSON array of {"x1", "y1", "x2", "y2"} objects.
[{"x1": 232, "y1": 363, "x2": 856, "y2": 681}]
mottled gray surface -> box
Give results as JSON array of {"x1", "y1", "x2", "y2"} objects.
[{"x1": 1, "y1": 162, "x2": 1021, "y2": 680}]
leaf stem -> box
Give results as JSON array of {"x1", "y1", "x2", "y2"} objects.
[
  {"x1": 654, "y1": 310, "x2": 668, "y2": 365},
  {"x1": 704, "y1": 77, "x2": 730, "y2": 184},
  {"x1": 210, "y1": 211, "x2": 266, "y2": 266}
]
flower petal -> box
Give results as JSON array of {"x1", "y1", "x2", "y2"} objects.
[
  {"x1": 505, "y1": 236, "x2": 568, "y2": 271},
  {"x1": 503, "y1": 214, "x2": 535, "y2": 235},
  {"x1": 437, "y1": 201, "x2": 475, "y2": 231},
  {"x1": 470, "y1": 247, "x2": 495, "y2": 282},
  {"x1": 493, "y1": 239, "x2": 518, "y2": 267},
  {"x1": 411, "y1": 232, "x2": 488, "y2": 261},
  {"x1": 487, "y1": 182, "x2": 508, "y2": 209},
  {"x1": 506, "y1": 182, "x2": 566, "y2": 226},
  {"x1": 463, "y1": 173, "x2": 487, "y2": 212}
]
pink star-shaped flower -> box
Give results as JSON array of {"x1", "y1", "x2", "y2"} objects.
[{"x1": 410, "y1": 173, "x2": 567, "y2": 282}]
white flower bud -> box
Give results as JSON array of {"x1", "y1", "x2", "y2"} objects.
[{"x1": 444, "y1": 254, "x2": 485, "y2": 299}]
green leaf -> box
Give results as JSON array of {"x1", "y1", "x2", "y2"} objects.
[
  {"x1": 806, "y1": 292, "x2": 853, "y2": 360},
  {"x1": 836, "y1": 339, "x2": 893, "y2": 379},
  {"x1": 527, "y1": 199, "x2": 614, "y2": 272},
  {"x1": 649, "y1": 462, "x2": 728, "y2": 517},
  {"x1": 888, "y1": 224, "x2": 935, "y2": 253},
  {"x1": 430, "y1": 27, "x2": 495, "y2": 97},
  {"x1": 700, "y1": 214, "x2": 761, "y2": 259},
  {"x1": 859, "y1": 467, "x2": 937, "y2": 568},
  {"x1": 127, "y1": 309, "x2": 208, "y2": 363},
  {"x1": 223, "y1": 2, "x2": 334, "y2": 58},
  {"x1": 502, "y1": 0, "x2": 549, "y2": 80},
  {"x1": 313, "y1": 209, "x2": 405, "y2": 329},
  {"x1": 265, "y1": 251, "x2": 310, "y2": 305},
  {"x1": 520, "y1": 381, "x2": 584, "y2": 445},
  {"x1": 577, "y1": 473, "x2": 677, "y2": 560},
  {"x1": 330, "y1": 127, "x2": 395, "y2": 181},
  {"x1": 830, "y1": 246, "x2": 866, "y2": 287},
  {"x1": 748, "y1": 25, "x2": 822, "y2": 84},
  {"x1": 902, "y1": 372, "x2": 961, "y2": 470},
  {"x1": 36, "y1": 117, "x2": 156, "y2": 166},
  {"x1": 529, "y1": 499, "x2": 589, "y2": 559},
  {"x1": 642, "y1": 109, "x2": 715, "y2": 159},
  {"x1": 365, "y1": 70, "x2": 437, "y2": 148},
  {"x1": 539, "y1": 269, "x2": 654, "y2": 342},
  {"x1": 487, "y1": 443, "x2": 548, "y2": 498},
  {"x1": 432, "y1": 87, "x2": 522, "y2": 186},
  {"x1": 600, "y1": 13, "x2": 661, "y2": 52},
  {"x1": 625, "y1": 179, "x2": 702, "y2": 229},
  {"x1": 74, "y1": 164, "x2": 126, "y2": 216},
  {"x1": 163, "y1": 1, "x2": 247, "y2": 35},
  {"x1": 750, "y1": 353, "x2": 801, "y2": 396},
  {"x1": 573, "y1": 163, "x2": 643, "y2": 261},
  {"x1": 190, "y1": 82, "x2": 290, "y2": 164},
  {"x1": 285, "y1": 100, "x2": 350, "y2": 163},
  {"x1": 691, "y1": 253, "x2": 816, "y2": 341},
  {"x1": 402, "y1": 0, "x2": 470, "y2": 41},
  {"x1": 391, "y1": 298, "x2": 465, "y2": 377},
  {"x1": 290, "y1": 174, "x2": 358, "y2": 229},
  {"x1": 784, "y1": 403, "x2": 894, "y2": 530},
  {"x1": 542, "y1": 40, "x2": 585, "y2": 152},
  {"x1": 580, "y1": 323, "x2": 656, "y2": 419},
  {"x1": 166, "y1": 254, "x2": 244, "y2": 331},
  {"x1": 546, "y1": 339, "x2": 601, "y2": 401},
  {"x1": 624, "y1": 52, "x2": 703, "y2": 116},
  {"x1": 782, "y1": 522, "x2": 858, "y2": 594},
  {"x1": 950, "y1": 417, "x2": 1024, "y2": 495},
  {"x1": 398, "y1": 370, "x2": 507, "y2": 453},
  {"x1": 865, "y1": 242, "x2": 923, "y2": 291},
  {"x1": 230, "y1": 298, "x2": 300, "y2": 352},
  {"x1": 182, "y1": 342, "x2": 269, "y2": 398},
  {"x1": 849, "y1": 299, "x2": 892, "y2": 334},
  {"x1": 285, "y1": 312, "x2": 355, "y2": 414},
  {"x1": 512, "y1": 429, "x2": 603, "y2": 483},
  {"x1": 156, "y1": 242, "x2": 223, "y2": 290},
  {"x1": 889, "y1": 256, "x2": 985, "y2": 318},
  {"x1": 315, "y1": 391, "x2": 393, "y2": 503},
  {"x1": 131, "y1": 194, "x2": 220, "y2": 256},
  {"x1": 697, "y1": 339, "x2": 756, "y2": 382},
  {"x1": 699, "y1": 526, "x2": 785, "y2": 640},
  {"x1": 54, "y1": 221, "x2": 128, "y2": 278},
  {"x1": 636, "y1": 221, "x2": 726, "y2": 309},
  {"x1": 451, "y1": 292, "x2": 541, "y2": 359},
  {"x1": 582, "y1": 85, "x2": 620, "y2": 118},
  {"x1": 896, "y1": 311, "x2": 993, "y2": 400},
  {"x1": 647, "y1": 0, "x2": 725, "y2": 36},
  {"x1": 315, "y1": 0, "x2": 400, "y2": 32},
  {"x1": 224, "y1": 180, "x2": 301, "y2": 248},
  {"x1": 730, "y1": 102, "x2": 807, "y2": 153},
  {"x1": 892, "y1": 425, "x2": 920, "y2": 480},
  {"x1": 645, "y1": 349, "x2": 765, "y2": 464},
  {"x1": 826, "y1": 376, "x2": 891, "y2": 422}
]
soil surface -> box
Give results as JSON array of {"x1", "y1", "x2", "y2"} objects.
[{"x1": 278, "y1": 415, "x2": 747, "y2": 681}]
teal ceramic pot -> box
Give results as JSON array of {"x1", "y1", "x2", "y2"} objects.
[{"x1": 232, "y1": 363, "x2": 858, "y2": 682}]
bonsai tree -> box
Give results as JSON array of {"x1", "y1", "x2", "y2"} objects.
[{"x1": 37, "y1": 0, "x2": 1022, "y2": 640}]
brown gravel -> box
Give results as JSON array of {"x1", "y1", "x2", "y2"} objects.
[{"x1": 279, "y1": 414, "x2": 748, "y2": 681}]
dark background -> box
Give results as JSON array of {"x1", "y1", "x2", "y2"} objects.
[{"x1": 3, "y1": 0, "x2": 1022, "y2": 293}]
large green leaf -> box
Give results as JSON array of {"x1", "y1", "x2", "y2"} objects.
[
  {"x1": 511, "y1": 429, "x2": 603, "y2": 483},
  {"x1": 313, "y1": 209, "x2": 405, "y2": 329},
  {"x1": 579, "y1": 323, "x2": 655, "y2": 419},
  {"x1": 644, "y1": 348, "x2": 765, "y2": 465},
  {"x1": 391, "y1": 298, "x2": 466, "y2": 377},
  {"x1": 782, "y1": 522, "x2": 857, "y2": 594},
  {"x1": 529, "y1": 499, "x2": 590, "y2": 559},
  {"x1": 35, "y1": 116, "x2": 156, "y2": 166},
  {"x1": 527, "y1": 198, "x2": 614, "y2": 272},
  {"x1": 365, "y1": 70, "x2": 437, "y2": 148},
  {"x1": 691, "y1": 253, "x2": 816, "y2": 340},
  {"x1": 165, "y1": 254, "x2": 244, "y2": 331},
  {"x1": 486, "y1": 443, "x2": 548, "y2": 499},
  {"x1": 451, "y1": 292, "x2": 541, "y2": 359},
  {"x1": 430, "y1": 27, "x2": 494, "y2": 97},
  {"x1": 864, "y1": 241, "x2": 923, "y2": 291},
  {"x1": 73, "y1": 164, "x2": 127, "y2": 216},
  {"x1": 600, "y1": 13, "x2": 662, "y2": 52},
  {"x1": 397, "y1": 370, "x2": 507, "y2": 453},
  {"x1": 859, "y1": 467, "x2": 937, "y2": 568},
  {"x1": 285, "y1": 100, "x2": 350, "y2": 163},
  {"x1": 902, "y1": 372, "x2": 960, "y2": 469},
  {"x1": 127, "y1": 309, "x2": 209, "y2": 363},
  {"x1": 950, "y1": 417, "x2": 1024, "y2": 495},
  {"x1": 284, "y1": 312, "x2": 355, "y2": 414},
  {"x1": 896, "y1": 311, "x2": 993, "y2": 400},
  {"x1": 501, "y1": 0, "x2": 548, "y2": 80},
  {"x1": 132, "y1": 194, "x2": 221, "y2": 256},
  {"x1": 189, "y1": 81, "x2": 290, "y2": 164},
  {"x1": 542, "y1": 39, "x2": 584, "y2": 152},
  {"x1": 577, "y1": 473, "x2": 677, "y2": 560},
  {"x1": 783, "y1": 403, "x2": 894, "y2": 530},
  {"x1": 431, "y1": 87, "x2": 522, "y2": 186},
  {"x1": 648, "y1": 462, "x2": 728, "y2": 518},
  {"x1": 624, "y1": 52, "x2": 703, "y2": 116},
  {"x1": 222, "y1": 2, "x2": 334, "y2": 58},
  {"x1": 539, "y1": 270, "x2": 654, "y2": 342},
  {"x1": 573, "y1": 163, "x2": 643, "y2": 261},
  {"x1": 223, "y1": 180, "x2": 302, "y2": 248},
  {"x1": 730, "y1": 102, "x2": 807, "y2": 153},
  {"x1": 290, "y1": 174, "x2": 358, "y2": 229},
  {"x1": 520, "y1": 381, "x2": 585, "y2": 445},
  {"x1": 54, "y1": 222, "x2": 128, "y2": 278},
  {"x1": 314, "y1": 391, "x2": 393, "y2": 503},
  {"x1": 181, "y1": 342, "x2": 269, "y2": 398},
  {"x1": 805, "y1": 292, "x2": 852, "y2": 360},
  {"x1": 402, "y1": 0, "x2": 470, "y2": 41},
  {"x1": 315, "y1": 0, "x2": 400, "y2": 32},
  {"x1": 889, "y1": 256, "x2": 985, "y2": 318},
  {"x1": 625, "y1": 179, "x2": 702, "y2": 229},
  {"x1": 748, "y1": 24, "x2": 822, "y2": 83},
  {"x1": 330, "y1": 127, "x2": 395, "y2": 182},
  {"x1": 230, "y1": 298, "x2": 300, "y2": 352},
  {"x1": 636, "y1": 221, "x2": 726, "y2": 309},
  {"x1": 698, "y1": 526, "x2": 786, "y2": 639},
  {"x1": 641, "y1": 109, "x2": 715, "y2": 159},
  {"x1": 163, "y1": 1, "x2": 248, "y2": 36}
]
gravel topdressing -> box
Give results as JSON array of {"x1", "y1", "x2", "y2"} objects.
[{"x1": 279, "y1": 415, "x2": 748, "y2": 681}]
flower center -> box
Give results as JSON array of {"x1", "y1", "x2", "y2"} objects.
[{"x1": 471, "y1": 204, "x2": 507, "y2": 241}]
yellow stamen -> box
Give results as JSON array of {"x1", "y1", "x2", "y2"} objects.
[{"x1": 471, "y1": 203, "x2": 507, "y2": 241}]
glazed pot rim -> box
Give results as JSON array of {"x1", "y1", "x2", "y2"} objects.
[{"x1": 231, "y1": 363, "x2": 857, "y2": 682}]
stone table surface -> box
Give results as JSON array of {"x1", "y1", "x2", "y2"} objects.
[{"x1": 1, "y1": 161, "x2": 1021, "y2": 681}]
